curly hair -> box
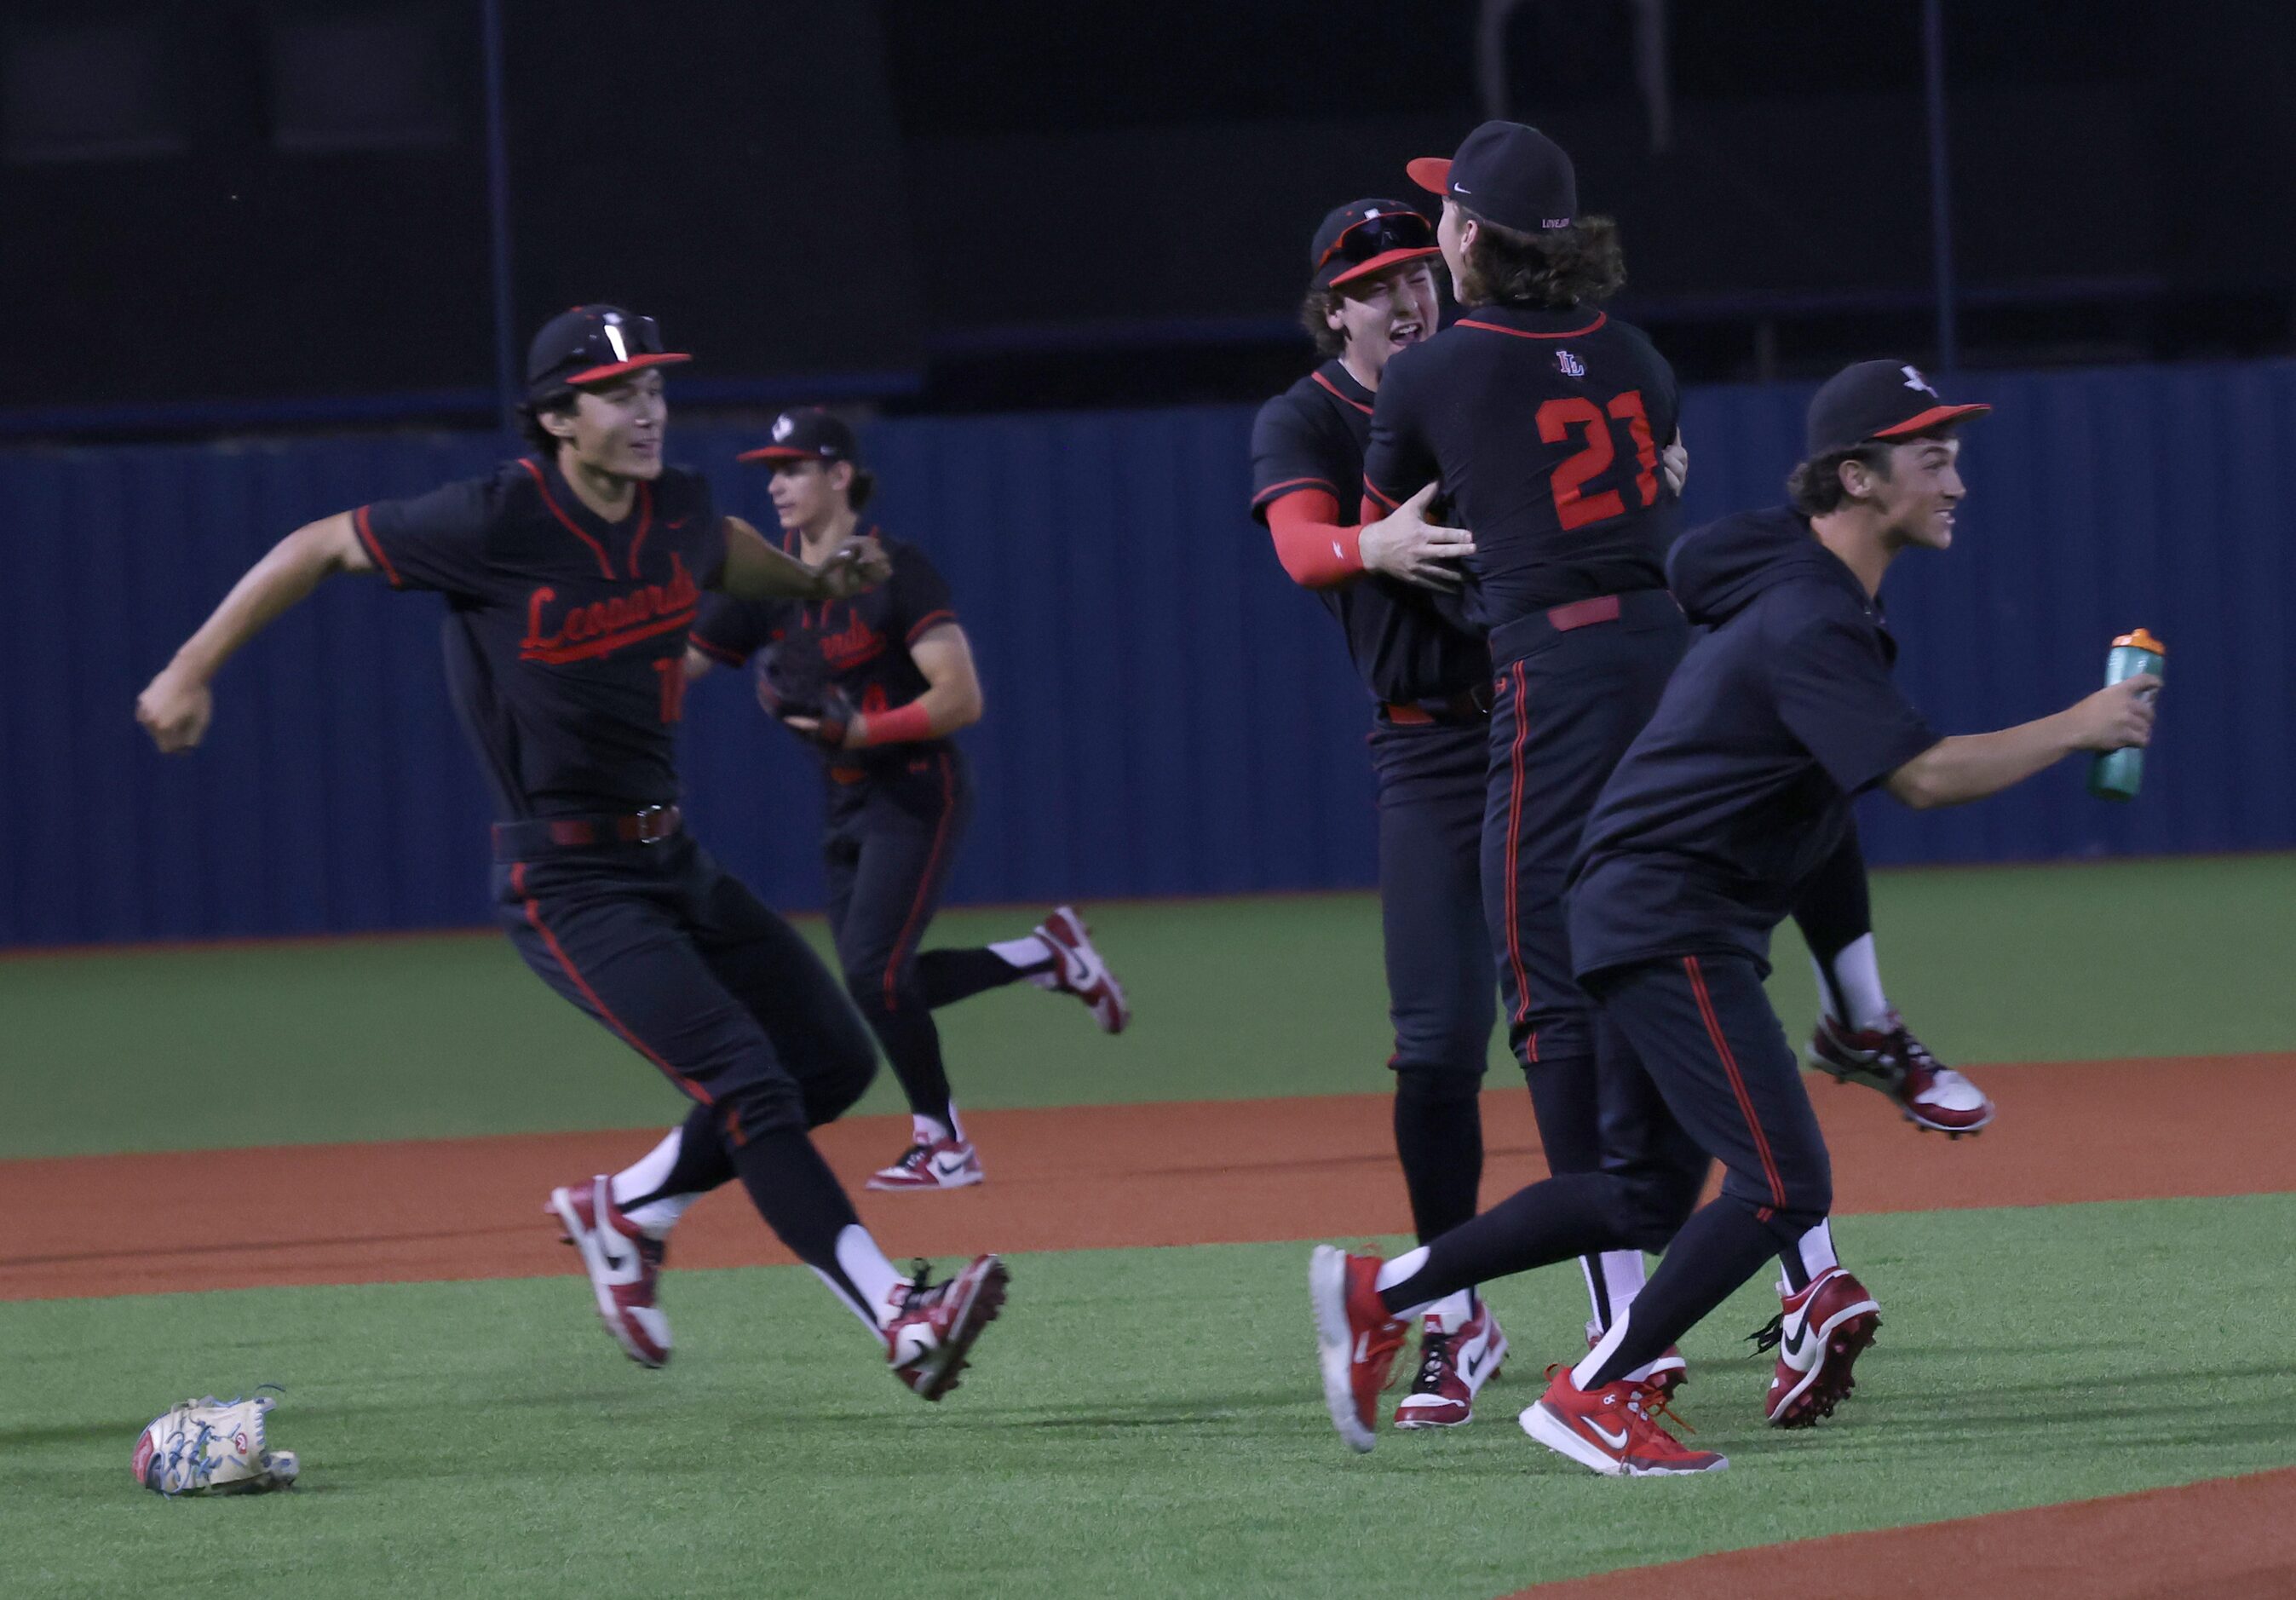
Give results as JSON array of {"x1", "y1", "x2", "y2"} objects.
[
  {"x1": 1453, "y1": 212, "x2": 1625, "y2": 310},
  {"x1": 1787, "y1": 442, "x2": 1896, "y2": 516},
  {"x1": 1298, "y1": 285, "x2": 1346, "y2": 359}
]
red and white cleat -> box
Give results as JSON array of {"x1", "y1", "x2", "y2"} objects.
[
  {"x1": 547, "y1": 1175, "x2": 670, "y2": 1369},
  {"x1": 885, "y1": 1255, "x2": 1010, "y2": 1400},
  {"x1": 1809, "y1": 1011, "x2": 1994, "y2": 1137},
  {"x1": 1759, "y1": 1267, "x2": 1882, "y2": 1428},
  {"x1": 1309, "y1": 1246, "x2": 1410, "y2": 1453},
  {"x1": 866, "y1": 1137, "x2": 986, "y2": 1192},
  {"x1": 1036, "y1": 906, "x2": 1131, "y2": 1034},
  {"x1": 1521, "y1": 1367, "x2": 1728, "y2": 1476},
  {"x1": 1394, "y1": 1297, "x2": 1508, "y2": 1429}
]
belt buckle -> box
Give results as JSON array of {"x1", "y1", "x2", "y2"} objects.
[{"x1": 632, "y1": 804, "x2": 671, "y2": 844}]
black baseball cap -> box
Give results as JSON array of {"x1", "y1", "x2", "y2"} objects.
[
  {"x1": 737, "y1": 407, "x2": 862, "y2": 466},
  {"x1": 525, "y1": 305, "x2": 689, "y2": 400},
  {"x1": 1309, "y1": 199, "x2": 1440, "y2": 290},
  {"x1": 1805, "y1": 360, "x2": 1991, "y2": 455},
  {"x1": 1407, "y1": 121, "x2": 1577, "y2": 234}
]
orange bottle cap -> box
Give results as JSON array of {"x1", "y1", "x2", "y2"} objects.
[{"x1": 2112, "y1": 627, "x2": 2167, "y2": 656}]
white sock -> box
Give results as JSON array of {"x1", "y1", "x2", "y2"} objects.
[
  {"x1": 609, "y1": 1127, "x2": 685, "y2": 1211},
  {"x1": 912, "y1": 1106, "x2": 964, "y2": 1146},
  {"x1": 1821, "y1": 933, "x2": 1891, "y2": 1032},
  {"x1": 1782, "y1": 1218, "x2": 1840, "y2": 1296},
  {"x1": 1582, "y1": 1250, "x2": 1646, "y2": 1334},
  {"x1": 991, "y1": 934, "x2": 1053, "y2": 969},
  {"x1": 1372, "y1": 1246, "x2": 1436, "y2": 1319},
  {"x1": 1573, "y1": 1310, "x2": 1631, "y2": 1391},
  {"x1": 623, "y1": 1194, "x2": 698, "y2": 1237},
  {"x1": 819, "y1": 1223, "x2": 909, "y2": 1333},
  {"x1": 1424, "y1": 1288, "x2": 1474, "y2": 1332}
]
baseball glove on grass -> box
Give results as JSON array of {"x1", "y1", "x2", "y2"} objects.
[{"x1": 134, "y1": 1393, "x2": 299, "y2": 1496}]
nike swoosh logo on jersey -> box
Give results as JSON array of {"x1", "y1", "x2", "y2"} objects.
[{"x1": 1586, "y1": 1419, "x2": 1628, "y2": 1449}]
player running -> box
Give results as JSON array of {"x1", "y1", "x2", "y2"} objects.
[
  {"x1": 682, "y1": 407, "x2": 1129, "y2": 1193},
  {"x1": 135, "y1": 306, "x2": 1010, "y2": 1396},
  {"x1": 1314, "y1": 360, "x2": 2156, "y2": 1472}
]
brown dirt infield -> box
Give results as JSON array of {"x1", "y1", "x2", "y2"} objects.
[
  {"x1": 3, "y1": 1052, "x2": 2288, "y2": 1303},
  {"x1": 1511, "y1": 1465, "x2": 2296, "y2": 1599}
]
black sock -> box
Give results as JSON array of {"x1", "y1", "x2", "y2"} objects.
[
  {"x1": 1392, "y1": 1072, "x2": 1484, "y2": 1244},
  {"x1": 917, "y1": 947, "x2": 1042, "y2": 1007},
  {"x1": 855, "y1": 991, "x2": 957, "y2": 1131},
  {"x1": 619, "y1": 1102, "x2": 735, "y2": 1210},
  {"x1": 1791, "y1": 832, "x2": 1873, "y2": 1018},
  {"x1": 1377, "y1": 1172, "x2": 1637, "y2": 1317},
  {"x1": 728, "y1": 1128, "x2": 869, "y2": 1306},
  {"x1": 1585, "y1": 1200, "x2": 1798, "y2": 1387}
]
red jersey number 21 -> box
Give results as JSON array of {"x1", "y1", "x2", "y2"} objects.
[{"x1": 1538, "y1": 390, "x2": 1660, "y2": 531}]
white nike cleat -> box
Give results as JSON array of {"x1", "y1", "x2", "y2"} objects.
[
  {"x1": 866, "y1": 1137, "x2": 987, "y2": 1192},
  {"x1": 1035, "y1": 906, "x2": 1131, "y2": 1033},
  {"x1": 1759, "y1": 1267, "x2": 1881, "y2": 1427}
]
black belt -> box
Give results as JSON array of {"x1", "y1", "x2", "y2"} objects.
[
  {"x1": 1488, "y1": 588, "x2": 1681, "y2": 666},
  {"x1": 1379, "y1": 686, "x2": 1492, "y2": 727},
  {"x1": 492, "y1": 804, "x2": 682, "y2": 860}
]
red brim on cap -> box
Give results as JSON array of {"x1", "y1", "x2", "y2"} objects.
[
  {"x1": 1873, "y1": 402, "x2": 1992, "y2": 438},
  {"x1": 1327, "y1": 246, "x2": 1442, "y2": 288},
  {"x1": 1406, "y1": 157, "x2": 1451, "y2": 196},
  {"x1": 735, "y1": 445, "x2": 820, "y2": 463},
  {"x1": 563, "y1": 352, "x2": 692, "y2": 387}
]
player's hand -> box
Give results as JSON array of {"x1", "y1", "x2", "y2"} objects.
[
  {"x1": 814, "y1": 536, "x2": 890, "y2": 601},
  {"x1": 2066, "y1": 674, "x2": 2159, "y2": 751},
  {"x1": 136, "y1": 665, "x2": 215, "y2": 753},
  {"x1": 1661, "y1": 435, "x2": 1689, "y2": 498},
  {"x1": 783, "y1": 688, "x2": 860, "y2": 750},
  {"x1": 1359, "y1": 482, "x2": 1476, "y2": 593}
]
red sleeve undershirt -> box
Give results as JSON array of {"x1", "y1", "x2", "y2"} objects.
[{"x1": 1264, "y1": 488, "x2": 1367, "y2": 590}]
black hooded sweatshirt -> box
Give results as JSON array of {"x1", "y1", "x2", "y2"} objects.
[{"x1": 1566, "y1": 505, "x2": 1942, "y2": 981}]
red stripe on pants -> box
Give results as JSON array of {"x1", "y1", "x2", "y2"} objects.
[
  {"x1": 1501, "y1": 662, "x2": 1536, "y2": 1056},
  {"x1": 512, "y1": 860, "x2": 715, "y2": 1107},
  {"x1": 1683, "y1": 955, "x2": 1786, "y2": 1211},
  {"x1": 883, "y1": 752, "x2": 959, "y2": 1012}
]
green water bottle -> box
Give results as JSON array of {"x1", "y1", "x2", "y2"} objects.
[{"x1": 2087, "y1": 628, "x2": 2165, "y2": 802}]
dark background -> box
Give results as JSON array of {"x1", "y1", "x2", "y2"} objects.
[{"x1": 6, "y1": 0, "x2": 2293, "y2": 432}]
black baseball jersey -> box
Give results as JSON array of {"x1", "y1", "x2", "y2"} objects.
[
  {"x1": 353, "y1": 456, "x2": 724, "y2": 820},
  {"x1": 1568, "y1": 507, "x2": 1942, "y2": 981},
  {"x1": 1248, "y1": 358, "x2": 1488, "y2": 705},
  {"x1": 1362, "y1": 303, "x2": 1680, "y2": 631},
  {"x1": 690, "y1": 530, "x2": 957, "y2": 772}
]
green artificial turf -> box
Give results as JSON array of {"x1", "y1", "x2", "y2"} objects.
[
  {"x1": 8, "y1": 1194, "x2": 2296, "y2": 1599},
  {"x1": 4, "y1": 854, "x2": 2294, "y2": 1158}
]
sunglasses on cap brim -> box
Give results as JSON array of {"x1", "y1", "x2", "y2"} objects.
[
  {"x1": 562, "y1": 314, "x2": 691, "y2": 387},
  {"x1": 1318, "y1": 211, "x2": 1438, "y2": 279}
]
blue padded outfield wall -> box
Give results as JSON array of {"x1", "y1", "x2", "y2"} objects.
[{"x1": 4, "y1": 360, "x2": 2293, "y2": 946}]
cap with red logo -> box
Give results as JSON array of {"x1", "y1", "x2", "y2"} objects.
[
  {"x1": 1309, "y1": 199, "x2": 1440, "y2": 290},
  {"x1": 1805, "y1": 360, "x2": 1991, "y2": 455},
  {"x1": 525, "y1": 305, "x2": 690, "y2": 401},
  {"x1": 737, "y1": 407, "x2": 862, "y2": 466},
  {"x1": 1407, "y1": 121, "x2": 1577, "y2": 235}
]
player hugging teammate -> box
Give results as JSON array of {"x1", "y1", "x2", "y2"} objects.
[
  {"x1": 1303, "y1": 127, "x2": 2158, "y2": 1471},
  {"x1": 685, "y1": 407, "x2": 1129, "y2": 1192}
]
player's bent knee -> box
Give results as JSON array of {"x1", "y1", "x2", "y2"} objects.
[
  {"x1": 1391, "y1": 1062, "x2": 1485, "y2": 1106},
  {"x1": 719, "y1": 1078, "x2": 810, "y2": 1146}
]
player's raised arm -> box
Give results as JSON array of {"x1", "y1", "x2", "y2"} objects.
[
  {"x1": 135, "y1": 510, "x2": 376, "y2": 752},
  {"x1": 717, "y1": 514, "x2": 889, "y2": 601},
  {"x1": 1885, "y1": 675, "x2": 2158, "y2": 810}
]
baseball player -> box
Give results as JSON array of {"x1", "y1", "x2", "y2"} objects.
[
  {"x1": 1313, "y1": 360, "x2": 2157, "y2": 1473},
  {"x1": 682, "y1": 407, "x2": 1129, "y2": 1193},
  {"x1": 1250, "y1": 198, "x2": 1505, "y2": 1426},
  {"x1": 1344, "y1": 122, "x2": 1702, "y2": 1401},
  {"x1": 135, "y1": 307, "x2": 1010, "y2": 1397}
]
